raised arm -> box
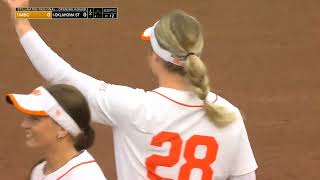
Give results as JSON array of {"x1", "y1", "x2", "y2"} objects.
[{"x1": 3, "y1": 0, "x2": 113, "y2": 126}]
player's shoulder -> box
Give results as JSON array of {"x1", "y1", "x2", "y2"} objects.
[
  {"x1": 61, "y1": 150, "x2": 107, "y2": 179},
  {"x1": 208, "y1": 92, "x2": 247, "y2": 129},
  {"x1": 99, "y1": 83, "x2": 146, "y2": 96},
  {"x1": 66, "y1": 162, "x2": 107, "y2": 180},
  {"x1": 208, "y1": 92, "x2": 240, "y2": 112}
]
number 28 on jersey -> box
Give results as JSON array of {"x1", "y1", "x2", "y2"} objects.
[{"x1": 145, "y1": 131, "x2": 219, "y2": 180}]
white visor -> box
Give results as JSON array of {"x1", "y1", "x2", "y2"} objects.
[
  {"x1": 141, "y1": 21, "x2": 185, "y2": 66},
  {"x1": 6, "y1": 86, "x2": 82, "y2": 137}
]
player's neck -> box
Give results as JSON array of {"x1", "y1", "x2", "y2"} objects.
[
  {"x1": 158, "y1": 72, "x2": 191, "y2": 91},
  {"x1": 43, "y1": 142, "x2": 80, "y2": 175}
]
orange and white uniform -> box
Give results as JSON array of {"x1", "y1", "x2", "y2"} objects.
[
  {"x1": 6, "y1": 87, "x2": 107, "y2": 180},
  {"x1": 19, "y1": 29, "x2": 258, "y2": 180},
  {"x1": 30, "y1": 150, "x2": 106, "y2": 180}
]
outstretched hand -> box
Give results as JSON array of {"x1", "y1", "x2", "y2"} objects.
[
  {"x1": 2, "y1": 0, "x2": 33, "y2": 37},
  {"x1": 2, "y1": 0, "x2": 29, "y2": 11}
]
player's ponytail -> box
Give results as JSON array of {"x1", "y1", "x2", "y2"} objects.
[
  {"x1": 74, "y1": 126, "x2": 95, "y2": 150},
  {"x1": 155, "y1": 10, "x2": 236, "y2": 127},
  {"x1": 45, "y1": 84, "x2": 95, "y2": 150},
  {"x1": 184, "y1": 55, "x2": 235, "y2": 127}
]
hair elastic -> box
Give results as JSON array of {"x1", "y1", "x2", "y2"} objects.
[{"x1": 185, "y1": 52, "x2": 195, "y2": 59}]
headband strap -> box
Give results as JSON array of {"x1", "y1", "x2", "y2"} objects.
[
  {"x1": 142, "y1": 22, "x2": 185, "y2": 66},
  {"x1": 7, "y1": 87, "x2": 82, "y2": 137}
]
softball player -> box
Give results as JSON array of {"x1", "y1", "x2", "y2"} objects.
[
  {"x1": 4, "y1": 0, "x2": 258, "y2": 179},
  {"x1": 6, "y1": 84, "x2": 107, "y2": 180}
]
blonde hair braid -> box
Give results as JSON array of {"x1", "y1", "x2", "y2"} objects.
[{"x1": 155, "y1": 10, "x2": 236, "y2": 127}]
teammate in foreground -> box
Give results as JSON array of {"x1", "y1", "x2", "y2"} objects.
[
  {"x1": 4, "y1": 0, "x2": 258, "y2": 179},
  {"x1": 6, "y1": 84, "x2": 106, "y2": 180}
]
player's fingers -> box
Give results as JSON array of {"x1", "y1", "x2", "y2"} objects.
[
  {"x1": 2, "y1": 0, "x2": 12, "y2": 8},
  {"x1": 2, "y1": 0, "x2": 14, "y2": 6},
  {"x1": 4, "y1": 0, "x2": 29, "y2": 9}
]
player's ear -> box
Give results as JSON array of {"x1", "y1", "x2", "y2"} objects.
[{"x1": 57, "y1": 127, "x2": 69, "y2": 139}]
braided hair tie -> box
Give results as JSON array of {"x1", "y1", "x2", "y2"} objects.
[{"x1": 185, "y1": 52, "x2": 195, "y2": 59}]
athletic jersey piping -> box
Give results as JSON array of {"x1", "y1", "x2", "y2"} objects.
[
  {"x1": 38, "y1": 160, "x2": 96, "y2": 180},
  {"x1": 151, "y1": 90, "x2": 218, "y2": 108}
]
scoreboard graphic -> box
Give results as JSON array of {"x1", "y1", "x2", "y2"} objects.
[{"x1": 16, "y1": 7, "x2": 118, "y2": 19}]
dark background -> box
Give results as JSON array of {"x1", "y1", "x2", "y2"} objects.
[{"x1": 1, "y1": 0, "x2": 319, "y2": 179}]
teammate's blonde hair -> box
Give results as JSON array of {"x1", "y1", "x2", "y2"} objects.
[{"x1": 155, "y1": 10, "x2": 236, "y2": 127}]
